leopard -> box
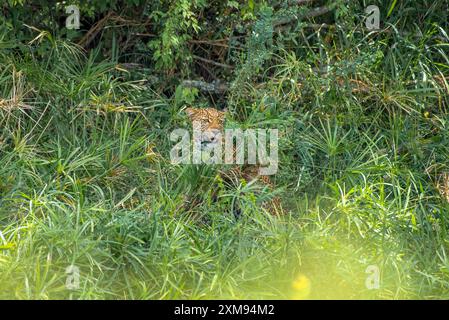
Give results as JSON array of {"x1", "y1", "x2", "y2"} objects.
[{"x1": 184, "y1": 106, "x2": 283, "y2": 216}]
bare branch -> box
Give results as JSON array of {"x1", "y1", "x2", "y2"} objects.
[
  {"x1": 192, "y1": 55, "x2": 234, "y2": 69},
  {"x1": 182, "y1": 80, "x2": 229, "y2": 93},
  {"x1": 274, "y1": 0, "x2": 317, "y2": 9},
  {"x1": 274, "y1": 6, "x2": 332, "y2": 28}
]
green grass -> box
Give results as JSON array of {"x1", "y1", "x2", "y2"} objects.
[{"x1": 1, "y1": 5, "x2": 449, "y2": 299}]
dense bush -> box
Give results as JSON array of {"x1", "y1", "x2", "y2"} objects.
[{"x1": 0, "y1": 0, "x2": 449, "y2": 299}]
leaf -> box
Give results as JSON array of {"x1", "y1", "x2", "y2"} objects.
[
  {"x1": 0, "y1": 243, "x2": 14, "y2": 250},
  {"x1": 387, "y1": 0, "x2": 398, "y2": 17}
]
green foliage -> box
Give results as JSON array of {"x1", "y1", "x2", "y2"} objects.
[
  {"x1": 147, "y1": 0, "x2": 206, "y2": 70},
  {"x1": 0, "y1": 0, "x2": 449, "y2": 300}
]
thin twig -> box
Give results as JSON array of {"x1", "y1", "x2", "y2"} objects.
[
  {"x1": 182, "y1": 80, "x2": 229, "y2": 93},
  {"x1": 192, "y1": 55, "x2": 234, "y2": 69},
  {"x1": 274, "y1": 6, "x2": 332, "y2": 28}
]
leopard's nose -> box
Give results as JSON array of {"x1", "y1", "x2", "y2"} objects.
[{"x1": 209, "y1": 129, "x2": 221, "y2": 139}]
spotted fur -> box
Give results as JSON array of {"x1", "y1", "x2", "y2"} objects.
[
  {"x1": 185, "y1": 107, "x2": 226, "y2": 131},
  {"x1": 185, "y1": 107, "x2": 283, "y2": 215}
]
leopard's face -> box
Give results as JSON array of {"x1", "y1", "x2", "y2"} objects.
[{"x1": 185, "y1": 107, "x2": 226, "y2": 150}]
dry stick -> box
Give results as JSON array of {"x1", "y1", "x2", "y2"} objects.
[
  {"x1": 273, "y1": 6, "x2": 331, "y2": 28},
  {"x1": 78, "y1": 11, "x2": 115, "y2": 48},
  {"x1": 131, "y1": 33, "x2": 156, "y2": 37},
  {"x1": 189, "y1": 39, "x2": 231, "y2": 48},
  {"x1": 274, "y1": 0, "x2": 317, "y2": 9},
  {"x1": 182, "y1": 80, "x2": 229, "y2": 93},
  {"x1": 109, "y1": 15, "x2": 152, "y2": 27},
  {"x1": 189, "y1": 39, "x2": 230, "y2": 44},
  {"x1": 182, "y1": 61, "x2": 379, "y2": 95},
  {"x1": 78, "y1": 12, "x2": 153, "y2": 48},
  {"x1": 117, "y1": 63, "x2": 145, "y2": 70},
  {"x1": 291, "y1": 0, "x2": 317, "y2": 5},
  {"x1": 302, "y1": 23, "x2": 332, "y2": 29},
  {"x1": 181, "y1": 77, "x2": 374, "y2": 95},
  {"x1": 192, "y1": 55, "x2": 234, "y2": 69}
]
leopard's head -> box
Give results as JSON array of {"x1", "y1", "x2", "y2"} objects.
[{"x1": 185, "y1": 107, "x2": 226, "y2": 150}]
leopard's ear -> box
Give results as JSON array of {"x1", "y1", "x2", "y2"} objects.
[{"x1": 185, "y1": 107, "x2": 197, "y2": 119}]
